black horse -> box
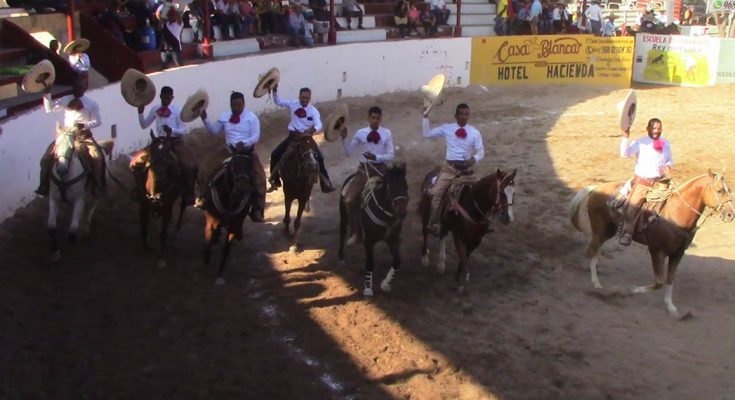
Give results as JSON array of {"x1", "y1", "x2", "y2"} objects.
[{"x1": 339, "y1": 163, "x2": 409, "y2": 296}]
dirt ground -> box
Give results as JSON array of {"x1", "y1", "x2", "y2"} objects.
[{"x1": 2, "y1": 83, "x2": 735, "y2": 399}]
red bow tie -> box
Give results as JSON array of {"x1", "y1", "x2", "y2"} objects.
[
  {"x1": 156, "y1": 107, "x2": 171, "y2": 118},
  {"x1": 367, "y1": 130, "x2": 380, "y2": 144},
  {"x1": 455, "y1": 128, "x2": 467, "y2": 139},
  {"x1": 295, "y1": 108, "x2": 307, "y2": 118},
  {"x1": 652, "y1": 138, "x2": 664, "y2": 153},
  {"x1": 229, "y1": 113, "x2": 241, "y2": 124}
]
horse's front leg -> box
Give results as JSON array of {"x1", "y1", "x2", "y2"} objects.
[
  {"x1": 436, "y1": 237, "x2": 447, "y2": 274},
  {"x1": 157, "y1": 209, "x2": 172, "y2": 269},
  {"x1": 203, "y1": 215, "x2": 218, "y2": 267},
  {"x1": 139, "y1": 202, "x2": 152, "y2": 252},
  {"x1": 283, "y1": 196, "x2": 293, "y2": 238},
  {"x1": 663, "y1": 252, "x2": 686, "y2": 318},
  {"x1": 453, "y1": 238, "x2": 470, "y2": 294},
  {"x1": 381, "y1": 235, "x2": 400, "y2": 293},
  {"x1": 216, "y1": 231, "x2": 236, "y2": 286},
  {"x1": 363, "y1": 240, "x2": 377, "y2": 296},
  {"x1": 68, "y1": 196, "x2": 86, "y2": 244},
  {"x1": 81, "y1": 198, "x2": 99, "y2": 237},
  {"x1": 631, "y1": 250, "x2": 666, "y2": 294},
  {"x1": 48, "y1": 198, "x2": 60, "y2": 261},
  {"x1": 290, "y1": 196, "x2": 307, "y2": 255},
  {"x1": 338, "y1": 198, "x2": 348, "y2": 266}
]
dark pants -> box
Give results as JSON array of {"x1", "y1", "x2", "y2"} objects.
[
  {"x1": 345, "y1": 10, "x2": 363, "y2": 28},
  {"x1": 269, "y1": 133, "x2": 333, "y2": 192}
]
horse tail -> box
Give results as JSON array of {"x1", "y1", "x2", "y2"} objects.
[{"x1": 568, "y1": 186, "x2": 596, "y2": 236}]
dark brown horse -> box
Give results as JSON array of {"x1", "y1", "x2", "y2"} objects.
[
  {"x1": 419, "y1": 167, "x2": 517, "y2": 293},
  {"x1": 134, "y1": 132, "x2": 186, "y2": 269},
  {"x1": 338, "y1": 163, "x2": 409, "y2": 296},
  {"x1": 279, "y1": 135, "x2": 320, "y2": 254},
  {"x1": 569, "y1": 171, "x2": 734, "y2": 318},
  {"x1": 200, "y1": 146, "x2": 256, "y2": 285}
]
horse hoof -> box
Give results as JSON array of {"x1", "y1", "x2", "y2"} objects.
[
  {"x1": 592, "y1": 281, "x2": 603, "y2": 289},
  {"x1": 380, "y1": 280, "x2": 392, "y2": 292},
  {"x1": 157, "y1": 259, "x2": 167, "y2": 269},
  {"x1": 363, "y1": 287, "x2": 374, "y2": 296},
  {"x1": 50, "y1": 251, "x2": 61, "y2": 262},
  {"x1": 289, "y1": 245, "x2": 298, "y2": 255},
  {"x1": 421, "y1": 254, "x2": 430, "y2": 267},
  {"x1": 215, "y1": 277, "x2": 226, "y2": 286}
]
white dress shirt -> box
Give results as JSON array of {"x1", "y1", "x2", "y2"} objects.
[
  {"x1": 204, "y1": 110, "x2": 260, "y2": 148},
  {"x1": 274, "y1": 92, "x2": 323, "y2": 134},
  {"x1": 620, "y1": 135, "x2": 673, "y2": 179},
  {"x1": 44, "y1": 93, "x2": 101, "y2": 131},
  {"x1": 422, "y1": 117, "x2": 484, "y2": 162},
  {"x1": 431, "y1": 0, "x2": 445, "y2": 9},
  {"x1": 585, "y1": 3, "x2": 602, "y2": 21},
  {"x1": 68, "y1": 53, "x2": 90, "y2": 73},
  {"x1": 342, "y1": 126, "x2": 395, "y2": 163},
  {"x1": 139, "y1": 103, "x2": 187, "y2": 136}
]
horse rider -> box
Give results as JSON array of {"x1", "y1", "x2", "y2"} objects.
[
  {"x1": 197, "y1": 91, "x2": 266, "y2": 222},
  {"x1": 130, "y1": 86, "x2": 198, "y2": 206},
  {"x1": 340, "y1": 106, "x2": 395, "y2": 245},
  {"x1": 36, "y1": 78, "x2": 104, "y2": 197},
  {"x1": 422, "y1": 103, "x2": 485, "y2": 234},
  {"x1": 618, "y1": 117, "x2": 673, "y2": 246},
  {"x1": 266, "y1": 85, "x2": 335, "y2": 194}
]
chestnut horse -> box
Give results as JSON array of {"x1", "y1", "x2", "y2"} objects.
[
  {"x1": 133, "y1": 132, "x2": 187, "y2": 269},
  {"x1": 278, "y1": 135, "x2": 320, "y2": 254},
  {"x1": 569, "y1": 171, "x2": 734, "y2": 318},
  {"x1": 338, "y1": 163, "x2": 409, "y2": 296},
  {"x1": 419, "y1": 167, "x2": 517, "y2": 293},
  {"x1": 200, "y1": 147, "x2": 256, "y2": 285}
]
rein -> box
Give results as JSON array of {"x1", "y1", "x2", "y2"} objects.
[{"x1": 209, "y1": 155, "x2": 252, "y2": 218}]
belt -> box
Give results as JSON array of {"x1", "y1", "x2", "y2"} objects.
[
  {"x1": 633, "y1": 175, "x2": 661, "y2": 187},
  {"x1": 447, "y1": 160, "x2": 472, "y2": 170}
]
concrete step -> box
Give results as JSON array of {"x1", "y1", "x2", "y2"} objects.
[
  {"x1": 462, "y1": 0, "x2": 491, "y2": 4},
  {"x1": 211, "y1": 37, "x2": 260, "y2": 58},
  {"x1": 334, "y1": 15, "x2": 377, "y2": 29},
  {"x1": 447, "y1": 3, "x2": 495, "y2": 13},
  {"x1": 448, "y1": 13, "x2": 493, "y2": 25},
  {"x1": 459, "y1": 24, "x2": 494, "y2": 36},
  {"x1": 336, "y1": 28, "x2": 387, "y2": 43}
]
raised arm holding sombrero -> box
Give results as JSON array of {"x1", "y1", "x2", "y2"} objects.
[
  {"x1": 422, "y1": 103, "x2": 484, "y2": 235},
  {"x1": 340, "y1": 106, "x2": 395, "y2": 246},
  {"x1": 617, "y1": 118, "x2": 673, "y2": 246},
  {"x1": 197, "y1": 91, "x2": 266, "y2": 222},
  {"x1": 64, "y1": 38, "x2": 91, "y2": 88},
  {"x1": 267, "y1": 85, "x2": 335, "y2": 193},
  {"x1": 129, "y1": 85, "x2": 199, "y2": 206}
]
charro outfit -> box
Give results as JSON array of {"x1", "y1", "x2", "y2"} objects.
[
  {"x1": 341, "y1": 125, "x2": 395, "y2": 238},
  {"x1": 130, "y1": 103, "x2": 198, "y2": 205},
  {"x1": 268, "y1": 91, "x2": 334, "y2": 192},
  {"x1": 36, "y1": 92, "x2": 104, "y2": 197},
  {"x1": 618, "y1": 134, "x2": 673, "y2": 244},
  {"x1": 203, "y1": 108, "x2": 267, "y2": 221},
  {"x1": 422, "y1": 115, "x2": 485, "y2": 231}
]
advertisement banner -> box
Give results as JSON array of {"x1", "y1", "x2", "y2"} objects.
[
  {"x1": 632, "y1": 34, "x2": 720, "y2": 87},
  {"x1": 717, "y1": 39, "x2": 735, "y2": 83},
  {"x1": 706, "y1": 0, "x2": 735, "y2": 13},
  {"x1": 470, "y1": 35, "x2": 634, "y2": 87}
]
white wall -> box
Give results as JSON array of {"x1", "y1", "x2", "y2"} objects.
[{"x1": 0, "y1": 39, "x2": 471, "y2": 221}]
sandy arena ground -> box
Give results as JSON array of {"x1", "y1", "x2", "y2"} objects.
[{"x1": 1, "y1": 83, "x2": 734, "y2": 399}]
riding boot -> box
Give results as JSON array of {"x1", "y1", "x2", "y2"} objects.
[
  {"x1": 267, "y1": 172, "x2": 281, "y2": 193},
  {"x1": 319, "y1": 171, "x2": 335, "y2": 193},
  {"x1": 35, "y1": 144, "x2": 54, "y2": 197},
  {"x1": 250, "y1": 192, "x2": 266, "y2": 223}
]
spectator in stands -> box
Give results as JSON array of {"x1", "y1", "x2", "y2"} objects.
[
  {"x1": 657, "y1": 8, "x2": 668, "y2": 25},
  {"x1": 304, "y1": 15, "x2": 316, "y2": 47},
  {"x1": 512, "y1": 0, "x2": 531, "y2": 35},
  {"x1": 529, "y1": 0, "x2": 541, "y2": 34},
  {"x1": 408, "y1": 1, "x2": 421, "y2": 35},
  {"x1": 584, "y1": 0, "x2": 602, "y2": 35},
  {"x1": 239, "y1": 0, "x2": 257, "y2": 36},
  {"x1": 342, "y1": 0, "x2": 365, "y2": 29},
  {"x1": 394, "y1": 0, "x2": 410, "y2": 38},
  {"x1": 430, "y1": 0, "x2": 450, "y2": 25},
  {"x1": 495, "y1": 0, "x2": 509, "y2": 35},
  {"x1": 681, "y1": 5, "x2": 694, "y2": 25},
  {"x1": 309, "y1": 0, "x2": 329, "y2": 21},
  {"x1": 65, "y1": 39, "x2": 91, "y2": 89},
  {"x1": 602, "y1": 13, "x2": 617, "y2": 36},
  {"x1": 98, "y1": 2, "x2": 127, "y2": 44},
  {"x1": 540, "y1": 0, "x2": 553, "y2": 34},
  {"x1": 551, "y1": 2, "x2": 568, "y2": 33},
  {"x1": 159, "y1": 2, "x2": 183, "y2": 69},
  {"x1": 419, "y1": 3, "x2": 437, "y2": 37},
  {"x1": 49, "y1": 40, "x2": 60, "y2": 56},
  {"x1": 287, "y1": 4, "x2": 309, "y2": 46},
  {"x1": 185, "y1": 0, "x2": 217, "y2": 42}
]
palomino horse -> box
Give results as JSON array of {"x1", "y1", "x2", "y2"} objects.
[
  {"x1": 419, "y1": 167, "x2": 517, "y2": 293},
  {"x1": 200, "y1": 146, "x2": 255, "y2": 285},
  {"x1": 278, "y1": 135, "x2": 319, "y2": 254},
  {"x1": 569, "y1": 171, "x2": 735, "y2": 318},
  {"x1": 134, "y1": 132, "x2": 188, "y2": 269},
  {"x1": 338, "y1": 163, "x2": 409, "y2": 296},
  {"x1": 48, "y1": 127, "x2": 113, "y2": 261}
]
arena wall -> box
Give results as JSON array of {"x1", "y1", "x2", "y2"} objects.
[{"x1": 0, "y1": 39, "x2": 471, "y2": 222}]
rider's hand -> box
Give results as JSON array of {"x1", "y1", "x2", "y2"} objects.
[
  {"x1": 137, "y1": 105, "x2": 145, "y2": 114},
  {"x1": 306, "y1": 127, "x2": 316, "y2": 135},
  {"x1": 363, "y1": 152, "x2": 377, "y2": 161},
  {"x1": 200, "y1": 110, "x2": 207, "y2": 120},
  {"x1": 272, "y1": 84, "x2": 278, "y2": 93},
  {"x1": 163, "y1": 125, "x2": 172, "y2": 136},
  {"x1": 75, "y1": 122, "x2": 85, "y2": 131}
]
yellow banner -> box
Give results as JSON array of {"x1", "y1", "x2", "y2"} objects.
[{"x1": 470, "y1": 35, "x2": 634, "y2": 87}]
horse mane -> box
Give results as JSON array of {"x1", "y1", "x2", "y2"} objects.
[{"x1": 674, "y1": 173, "x2": 716, "y2": 191}]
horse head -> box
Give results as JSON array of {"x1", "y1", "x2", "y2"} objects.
[
  {"x1": 145, "y1": 136, "x2": 179, "y2": 209},
  {"x1": 292, "y1": 135, "x2": 319, "y2": 179},
  {"x1": 54, "y1": 127, "x2": 76, "y2": 176},
  {"x1": 703, "y1": 171, "x2": 734, "y2": 223},
  {"x1": 495, "y1": 168, "x2": 517, "y2": 225},
  {"x1": 227, "y1": 143, "x2": 254, "y2": 203},
  {"x1": 383, "y1": 162, "x2": 409, "y2": 220}
]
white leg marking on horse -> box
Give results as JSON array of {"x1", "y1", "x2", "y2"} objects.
[
  {"x1": 505, "y1": 186, "x2": 514, "y2": 222},
  {"x1": 381, "y1": 267, "x2": 397, "y2": 292},
  {"x1": 363, "y1": 272, "x2": 374, "y2": 296},
  {"x1": 631, "y1": 285, "x2": 651, "y2": 294},
  {"x1": 437, "y1": 238, "x2": 446, "y2": 274},
  {"x1": 664, "y1": 284, "x2": 679, "y2": 317},
  {"x1": 289, "y1": 245, "x2": 298, "y2": 255},
  {"x1": 421, "y1": 251, "x2": 430, "y2": 267},
  {"x1": 590, "y1": 255, "x2": 603, "y2": 289}
]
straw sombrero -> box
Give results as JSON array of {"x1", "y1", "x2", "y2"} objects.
[
  {"x1": 253, "y1": 67, "x2": 280, "y2": 98},
  {"x1": 120, "y1": 68, "x2": 156, "y2": 107},
  {"x1": 63, "y1": 38, "x2": 90, "y2": 54},
  {"x1": 21, "y1": 60, "x2": 56, "y2": 93},
  {"x1": 421, "y1": 74, "x2": 446, "y2": 117},
  {"x1": 617, "y1": 89, "x2": 637, "y2": 132},
  {"x1": 181, "y1": 89, "x2": 209, "y2": 123},
  {"x1": 323, "y1": 103, "x2": 349, "y2": 142}
]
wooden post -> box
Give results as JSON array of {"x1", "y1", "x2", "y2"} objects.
[
  {"x1": 66, "y1": 0, "x2": 76, "y2": 42},
  {"x1": 453, "y1": 0, "x2": 462, "y2": 37},
  {"x1": 328, "y1": 0, "x2": 337, "y2": 44},
  {"x1": 202, "y1": 0, "x2": 213, "y2": 58}
]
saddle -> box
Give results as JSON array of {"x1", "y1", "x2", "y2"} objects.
[
  {"x1": 610, "y1": 178, "x2": 672, "y2": 233},
  {"x1": 428, "y1": 172, "x2": 478, "y2": 220}
]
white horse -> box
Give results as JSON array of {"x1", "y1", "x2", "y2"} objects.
[{"x1": 47, "y1": 127, "x2": 113, "y2": 261}]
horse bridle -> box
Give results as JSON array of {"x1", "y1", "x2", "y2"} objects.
[
  {"x1": 363, "y1": 179, "x2": 407, "y2": 228},
  {"x1": 145, "y1": 141, "x2": 179, "y2": 204},
  {"x1": 468, "y1": 173, "x2": 513, "y2": 223}
]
